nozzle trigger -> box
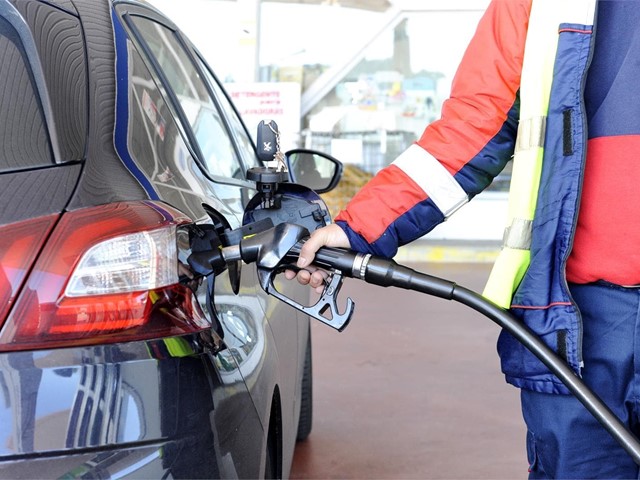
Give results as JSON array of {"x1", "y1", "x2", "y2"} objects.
[{"x1": 257, "y1": 267, "x2": 354, "y2": 331}]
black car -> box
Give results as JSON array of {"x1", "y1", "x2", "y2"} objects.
[{"x1": 0, "y1": 0, "x2": 341, "y2": 478}]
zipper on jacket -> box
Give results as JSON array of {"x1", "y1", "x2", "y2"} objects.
[{"x1": 561, "y1": 8, "x2": 599, "y2": 376}]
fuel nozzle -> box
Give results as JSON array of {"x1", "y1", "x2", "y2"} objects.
[
  {"x1": 227, "y1": 222, "x2": 458, "y2": 331},
  {"x1": 221, "y1": 222, "x2": 457, "y2": 331},
  {"x1": 225, "y1": 223, "x2": 356, "y2": 331}
]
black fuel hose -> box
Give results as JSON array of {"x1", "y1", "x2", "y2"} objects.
[
  {"x1": 452, "y1": 284, "x2": 640, "y2": 465},
  {"x1": 339, "y1": 254, "x2": 640, "y2": 465},
  {"x1": 233, "y1": 225, "x2": 640, "y2": 464}
]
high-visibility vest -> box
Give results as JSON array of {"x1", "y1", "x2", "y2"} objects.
[{"x1": 482, "y1": 0, "x2": 597, "y2": 309}]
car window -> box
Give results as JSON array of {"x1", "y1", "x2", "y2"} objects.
[
  {"x1": 130, "y1": 16, "x2": 243, "y2": 180},
  {"x1": 0, "y1": 16, "x2": 52, "y2": 172},
  {"x1": 125, "y1": 40, "x2": 216, "y2": 219},
  {"x1": 11, "y1": 1, "x2": 87, "y2": 162},
  {"x1": 194, "y1": 55, "x2": 260, "y2": 170}
]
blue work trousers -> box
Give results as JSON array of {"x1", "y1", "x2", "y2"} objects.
[{"x1": 522, "y1": 282, "x2": 640, "y2": 479}]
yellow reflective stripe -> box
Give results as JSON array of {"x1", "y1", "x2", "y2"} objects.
[
  {"x1": 506, "y1": 148, "x2": 543, "y2": 224},
  {"x1": 508, "y1": 0, "x2": 563, "y2": 223},
  {"x1": 483, "y1": 249, "x2": 531, "y2": 309},
  {"x1": 393, "y1": 144, "x2": 468, "y2": 218},
  {"x1": 483, "y1": 0, "x2": 597, "y2": 308}
]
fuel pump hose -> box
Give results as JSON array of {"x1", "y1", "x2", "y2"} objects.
[{"x1": 335, "y1": 252, "x2": 640, "y2": 466}]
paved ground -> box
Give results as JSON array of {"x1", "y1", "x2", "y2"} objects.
[{"x1": 290, "y1": 261, "x2": 528, "y2": 479}]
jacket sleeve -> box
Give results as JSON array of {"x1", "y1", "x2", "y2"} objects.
[{"x1": 336, "y1": 0, "x2": 531, "y2": 258}]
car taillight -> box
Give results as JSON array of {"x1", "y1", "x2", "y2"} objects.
[
  {"x1": 0, "y1": 215, "x2": 58, "y2": 325},
  {"x1": 0, "y1": 201, "x2": 210, "y2": 352}
]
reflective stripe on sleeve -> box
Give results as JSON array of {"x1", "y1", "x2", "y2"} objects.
[{"x1": 392, "y1": 144, "x2": 468, "y2": 218}]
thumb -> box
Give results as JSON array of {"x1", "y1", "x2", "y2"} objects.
[{"x1": 297, "y1": 224, "x2": 350, "y2": 268}]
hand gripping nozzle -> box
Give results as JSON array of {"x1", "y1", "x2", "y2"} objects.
[{"x1": 231, "y1": 223, "x2": 356, "y2": 331}]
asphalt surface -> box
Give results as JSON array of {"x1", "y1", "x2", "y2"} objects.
[{"x1": 290, "y1": 262, "x2": 528, "y2": 479}]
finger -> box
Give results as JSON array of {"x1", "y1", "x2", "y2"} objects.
[
  {"x1": 297, "y1": 224, "x2": 349, "y2": 268},
  {"x1": 309, "y1": 269, "x2": 328, "y2": 289},
  {"x1": 297, "y1": 231, "x2": 326, "y2": 268},
  {"x1": 296, "y1": 269, "x2": 312, "y2": 285}
]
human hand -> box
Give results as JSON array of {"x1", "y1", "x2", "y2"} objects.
[{"x1": 284, "y1": 223, "x2": 350, "y2": 293}]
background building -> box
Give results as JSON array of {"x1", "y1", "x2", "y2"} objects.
[{"x1": 147, "y1": 0, "x2": 506, "y2": 241}]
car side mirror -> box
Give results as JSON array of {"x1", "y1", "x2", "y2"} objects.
[{"x1": 285, "y1": 149, "x2": 343, "y2": 194}]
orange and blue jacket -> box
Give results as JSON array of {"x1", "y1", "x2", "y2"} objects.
[{"x1": 335, "y1": 0, "x2": 614, "y2": 394}]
